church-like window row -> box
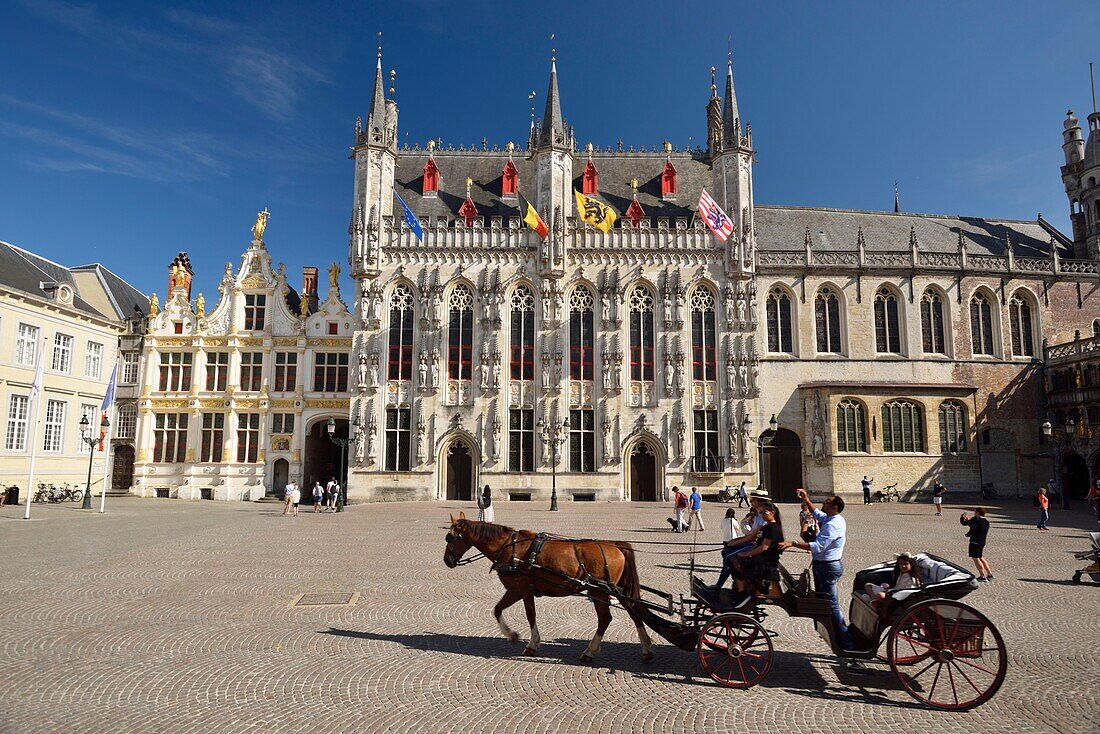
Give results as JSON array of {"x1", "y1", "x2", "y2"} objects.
[{"x1": 833, "y1": 397, "x2": 969, "y2": 455}]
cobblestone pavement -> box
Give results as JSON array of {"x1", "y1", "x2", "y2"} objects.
[{"x1": 1, "y1": 495, "x2": 1098, "y2": 734}]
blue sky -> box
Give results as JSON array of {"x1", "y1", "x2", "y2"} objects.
[{"x1": 1, "y1": 0, "x2": 1097, "y2": 299}]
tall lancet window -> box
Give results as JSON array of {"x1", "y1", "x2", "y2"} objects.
[
  {"x1": 766, "y1": 287, "x2": 793, "y2": 354},
  {"x1": 815, "y1": 287, "x2": 842, "y2": 354},
  {"x1": 446, "y1": 284, "x2": 473, "y2": 405},
  {"x1": 920, "y1": 289, "x2": 947, "y2": 355},
  {"x1": 970, "y1": 292, "x2": 995, "y2": 356},
  {"x1": 1008, "y1": 292, "x2": 1035, "y2": 358},
  {"x1": 690, "y1": 286, "x2": 717, "y2": 381},
  {"x1": 388, "y1": 284, "x2": 415, "y2": 381},
  {"x1": 874, "y1": 287, "x2": 902, "y2": 354},
  {"x1": 628, "y1": 285, "x2": 655, "y2": 407},
  {"x1": 569, "y1": 287, "x2": 595, "y2": 381}
]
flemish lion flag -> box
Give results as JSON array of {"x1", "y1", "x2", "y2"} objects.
[
  {"x1": 517, "y1": 191, "x2": 549, "y2": 239},
  {"x1": 574, "y1": 190, "x2": 617, "y2": 233}
]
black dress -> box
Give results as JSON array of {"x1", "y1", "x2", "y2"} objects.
[{"x1": 742, "y1": 522, "x2": 783, "y2": 582}]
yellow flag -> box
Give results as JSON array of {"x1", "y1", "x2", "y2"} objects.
[{"x1": 574, "y1": 191, "x2": 617, "y2": 233}]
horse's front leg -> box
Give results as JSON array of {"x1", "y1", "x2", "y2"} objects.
[
  {"x1": 521, "y1": 591, "x2": 540, "y2": 656},
  {"x1": 580, "y1": 591, "x2": 613, "y2": 663},
  {"x1": 493, "y1": 586, "x2": 523, "y2": 644}
]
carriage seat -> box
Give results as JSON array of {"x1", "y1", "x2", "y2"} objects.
[{"x1": 890, "y1": 553, "x2": 973, "y2": 603}]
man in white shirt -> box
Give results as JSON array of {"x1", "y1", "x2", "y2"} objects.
[{"x1": 283, "y1": 480, "x2": 295, "y2": 516}]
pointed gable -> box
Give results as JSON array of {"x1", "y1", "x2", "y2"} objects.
[
  {"x1": 661, "y1": 160, "x2": 677, "y2": 199},
  {"x1": 423, "y1": 155, "x2": 439, "y2": 197},
  {"x1": 625, "y1": 199, "x2": 646, "y2": 228},
  {"x1": 582, "y1": 159, "x2": 599, "y2": 195},
  {"x1": 501, "y1": 159, "x2": 518, "y2": 198}
]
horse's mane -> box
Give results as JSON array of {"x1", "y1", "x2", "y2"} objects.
[{"x1": 466, "y1": 520, "x2": 516, "y2": 544}]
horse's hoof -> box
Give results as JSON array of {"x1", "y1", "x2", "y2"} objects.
[
  {"x1": 579, "y1": 654, "x2": 592, "y2": 663},
  {"x1": 508, "y1": 633, "x2": 521, "y2": 644},
  {"x1": 642, "y1": 652, "x2": 655, "y2": 664},
  {"x1": 523, "y1": 648, "x2": 536, "y2": 656}
]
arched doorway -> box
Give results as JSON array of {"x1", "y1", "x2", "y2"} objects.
[
  {"x1": 444, "y1": 439, "x2": 475, "y2": 501},
  {"x1": 628, "y1": 441, "x2": 659, "y2": 501},
  {"x1": 272, "y1": 458, "x2": 289, "y2": 497},
  {"x1": 111, "y1": 444, "x2": 134, "y2": 490},
  {"x1": 1062, "y1": 453, "x2": 1090, "y2": 501},
  {"x1": 761, "y1": 428, "x2": 802, "y2": 504},
  {"x1": 304, "y1": 418, "x2": 347, "y2": 490}
]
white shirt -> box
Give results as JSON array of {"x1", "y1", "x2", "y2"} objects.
[
  {"x1": 291, "y1": 487, "x2": 301, "y2": 503},
  {"x1": 721, "y1": 517, "x2": 743, "y2": 543},
  {"x1": 285, "y1": 483, "x2": 295, "y2": 497}
]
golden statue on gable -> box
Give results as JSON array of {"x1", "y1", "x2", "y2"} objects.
[
  {"x1": 148, "y1": 292, "x2": 159, "y2": 317},
  {"x1": 328, "y1": 261, "x2": 340, "y2": 289},
  {"x1": 252, "y1": 208, "x2": 270, "y2": 241}
]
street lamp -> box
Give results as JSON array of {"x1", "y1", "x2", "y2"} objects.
[
  {"x1": 537, "y1": 416, "x2": 570, "y2": 511},
  {"x1": 327, "y1": 416, "x2": 361, "y2": 512},
  {"x1": 1041, "y1": 418, "x2": 1074, "y2": 510},
  {"x1": 743, "y1": 414, "x2": 779, "y2": 493},
  {"x1": 79, "y1": 414, "x2": 109, "y2": 510}
]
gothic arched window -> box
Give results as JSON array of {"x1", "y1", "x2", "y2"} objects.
[
  {"x1": 628, "y1": 286, "x2": 655, "y2": 382},
  {"x1": 447, "y1": 284, "x2": 473, "y2": 381},
  {"x1": 691, "y1": 286, "x2": 717, "y2": 380},
  {"x1": 970, "y1": 292, "x2": 996, "y2": 356},
  {"x1": 938, "y1": 400, "x2": 968, "y2": 454},
  {"x1": 766, "y1": 287, "x2": 793, "y2": 354},
  {"x1": 882, "y1": 399, "x2": 925, "y2": 453},
  {"x1": 569, "y1": 286, "x2": 595, "y2": 381},
  {"x1": 388, "y1": 284, "x2": 414, "y2": 380},
  {"x1": 1092, "y1": 319, "x2": 1100, "y2": 338},
  {"x1": 921, "y1": 289, "x2": 947, "y2": 355},
  {"x1": 509, "y1": 285, "x2": 535, "y2": 381},
  {"x1": 814, "y1": 287, "x2": 842, "y2": 354},
  {"x1": 836, "y1": 399, "x2": 867, "y2": 453},
  {"x1": 1008, "y1": 291, "x2": 1035, "y2": 357},
  {"x1": 874, "y1": 287, "x2": 902, "y2": 354}
]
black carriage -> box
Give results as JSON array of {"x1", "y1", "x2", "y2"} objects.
[
  {"x1": 1073, "y1": 531, "x2": 1100, "y2": 584},
  {"x1": 624, "y1": 552, "x2": 1007, "y2": 711}
]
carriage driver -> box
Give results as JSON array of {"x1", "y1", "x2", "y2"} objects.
[{"x1": 779, "y1": 489, "x2": 855, "y2": 652}]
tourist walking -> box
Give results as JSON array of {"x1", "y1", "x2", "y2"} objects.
[
  {"x1": 668, "y1": 486, "x2": 689, "y2": 532},
  {"x1": 960, "y1": 508, "x2": 994, "y2": 581},
  {"x1": 862, "y1": 476, "x2": 873, "y2": 505},
  {"x1": 688, "y1": 487, "x2": 706, "y2": 531},
  {"x1": 1036, "y1": 487, "x2": 1050, "y2": 531},
  {"x1": 312, "y1": 481, "x2": 324, "y2": 513},
  {"x1": 737, "y1": 481, "x2": 749, "y2": 508},
  {"x1": 289, "y1": 481, "x2": 301, "y2": 517},
  {"x1": 282, "y1": 479, "x2": 295, "y2": 516},
  {"x1": 932, "y1": 479, "x2": 947, "y2": 516},
  {"x1": 780, "y1": 489, "x2": 856, "y2": 653},
  {"x1": 477, "y1": 484, "x2": 494, "y2": 523},
  {"x1": 325, "y1": 477, "x2": 338, "y2": 511}
]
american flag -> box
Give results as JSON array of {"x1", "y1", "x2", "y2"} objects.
[{"x1": 697, "y1": 188, "x2": 735, "y2": 242}]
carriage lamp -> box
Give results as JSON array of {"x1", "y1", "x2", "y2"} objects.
[
  {"x1": 537, "y1": 417, "x2": 570, "y2": 512},
  {"x1": 78, "y1": 414, "x2": 110, "y2": 510},
  {"x1": 769, "y1": 414, "x2": 779, "y2": 431}
]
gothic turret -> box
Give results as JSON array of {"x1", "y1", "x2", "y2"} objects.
[
  {"x1": 531, "y1": 50, "x2": 574, "y2": 275},
  {"x1": 721, "y1": 57, "x2": 741, "y2": 146},
  {"x1": 351, "y1": 41, "x2": 398, "y2": 277},
  {"x1": 706, "y1": 66, "x2": 723, "y2": 159},
  {"x1": 1062, "y1": 103, "x2": 1100, "y2": 258},
  {"x1": 710, "y1": 53, "x2": 755, "y2": 276},
  {"x1": 538, "y1": 57, "x2": 566, "y2": 149}
]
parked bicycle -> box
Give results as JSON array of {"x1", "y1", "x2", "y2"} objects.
[{"x1": 873, "y1": 482, "x2": 901, "y2": 502}]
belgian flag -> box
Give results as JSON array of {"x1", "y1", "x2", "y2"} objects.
[{"x1": 517, "y1": 191, "x2": 549, "y2": 240}]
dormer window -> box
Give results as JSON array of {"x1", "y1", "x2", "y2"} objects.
[
  {"x1": 327, "y1": 322, "x2": 339, "y2": 335},
  {"x1": 174, "y1": 322, "x2": 184, "y2": 334},
  {"x1": 661, "y1": 160, "x2": 677, "y2": 200},
  {"x1": 501, "y1": 160, "x2": 518, "y2": 198},
  {"x1": 581, "y1": 160, "x2": 599, "y2": 195},
  {"x1": 423, "y1": 157, "x2": 439, "y2": 197},
  {"x1": 244, "y1": 294, "x2": 266, "y2": 331}
]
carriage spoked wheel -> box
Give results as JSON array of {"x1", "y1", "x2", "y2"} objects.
[
  {"x1": 696, "y1": 613, "x2": 774, "y2": 688},
  {"x1": 888, "y1": 599, "x2": 1007, "y2": 710}
]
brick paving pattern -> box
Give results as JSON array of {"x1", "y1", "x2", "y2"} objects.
[{"x1": 1, "y1": 496, "x2": 1098, "y2": 733}]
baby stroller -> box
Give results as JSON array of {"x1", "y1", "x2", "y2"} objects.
[{"x1": 1072, "y1": 531, "x2": 1100, "y2": 585}]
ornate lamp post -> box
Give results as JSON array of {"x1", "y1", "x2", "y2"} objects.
[
  {"x1": 79, "y1": 414, "x2": 109, "y2": 510},
  {"x1": 327, "y1": 416, "x2": 361, "y2": 512},
  {"x1": 537, "y1": 416, "x2": 570, "y2": 511},
  {"x1": 1041, "y1": 418, "x2": 1074, "y2": 510},
  {"x1": 743, "y1": 414, "x2": 779, "y2": 493}
]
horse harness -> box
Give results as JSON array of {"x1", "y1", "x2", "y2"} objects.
[{"x1": 491, "y1": 532, "x2": 613, "y2": 593}]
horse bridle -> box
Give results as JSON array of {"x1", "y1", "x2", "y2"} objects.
[{"x1": 446, "y1": 527, "x2": 517, "y2": 568}]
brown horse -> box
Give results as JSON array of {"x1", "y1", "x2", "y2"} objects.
[{"x1": 444, "y1": 513, "x2": 654, "y2": 662}]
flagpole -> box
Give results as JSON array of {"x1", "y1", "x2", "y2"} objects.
[
  {"x1": 99, "y1": 402, "x2": 114, "y2": 513},
  {"x1": 98, "y1": 361, "x2": 118, "y2": 514},
  {"x1": 23, "y1": 339, "x2": 45, "y2": 521}
]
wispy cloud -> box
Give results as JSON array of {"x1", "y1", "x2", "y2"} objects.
[
  {"x1": 17, "y1": 0, "x2": 327, "y2": 119},
  {"x1": 0, "y1": 95, "x2": 231, "y2": 182}
]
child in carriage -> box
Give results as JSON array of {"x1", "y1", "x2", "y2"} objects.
[{"x1": 863, "y1": 552, "x2": 922, "y2": 614}]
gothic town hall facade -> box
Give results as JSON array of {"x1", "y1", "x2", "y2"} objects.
[{"x1": 132, "y1": 55, "x2": 1100, "y2": 505}]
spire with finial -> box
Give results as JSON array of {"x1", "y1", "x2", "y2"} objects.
[
  {"x1": 389, "y1": 69, "x2": 396, "y2": 99},
  {"x1": 538, "y1": 34, "x2": 565, "y2": 148},
  {"x1": 721, "y1": 47, "x2": 741, "y2": 146},
  {"x1": 368, "y1": 32, "x2": 386, "y2": 129},
  {"x1": 706, "y1": 64, "x2": 723, "y2": 157}
]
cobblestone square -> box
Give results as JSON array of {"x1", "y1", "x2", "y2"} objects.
[{"x1": 1, "y1": 497, "x2": 1098, "y2": 734}]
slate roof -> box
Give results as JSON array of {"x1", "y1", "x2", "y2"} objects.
[
  {"x1": 0, "y1": 240, "x2": 146, "y2": 321},
  {"x1": 393, "y1": 149, "x2": 714, "y2": 222},
  {"x1": 72, "y1": 263, "x2": 149, "y2": 319},
  {"x1": 753, "y1": 206, "x2": 1072, "y2": 258}
]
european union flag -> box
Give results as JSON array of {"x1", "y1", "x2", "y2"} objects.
[{"x1": 394, "y1": 190, "x2": 423, "y2": 242}]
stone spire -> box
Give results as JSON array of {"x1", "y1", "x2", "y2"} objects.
[
  {"x1": 706, "y1": 65, "x2": 723, "y2": 158},
  {"x1": 538, "y1": 44, "x2": 565, "y2": 148},
  {"x1": 368, "y1": 36, "x2": 386, "y2": 130},
  {"x1": 721, "y1": 54, "x2": 740, "y2": 146}
]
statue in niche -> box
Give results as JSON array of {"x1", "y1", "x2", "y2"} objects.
[
  {"x1": 673, "y1": 287, "x2": 685, "y2": 323},
  {"x1": 740, "y1": 422, "x2": 752, "y2": 462},
  {"x1": 479, "y1": 353, "x2": 490, "y2": 390},
  {"x1": 736, "y1": 288, "x2": 747, "y2": 323},
  {"x1": 675, "y1": 416, "x2": 685, "y2": 458},
  {"x1": 491, "y1": 353, "x2": 501, "y2": 389},
  {"x1": 489, "y1": 288, "x2": 502, "y2": 324},
  {"x1": 418, "y1": 356, "x2": 428, "y2": 388},
  {"x1": 541, "y1": 355, "x2": 551, "y2": 389},
  {"x1": 748, "y1": 283, "x2": 758, "y2": 324},
  {"x1": 601, "y1": 290, "x2": 612, "y2": 323},
  {"x1": 415, "y1": 418, "x2": 426, "y2": 464},
  {"x1": 427, "y1": 288, "x2": 441, "y2": 325},
  {"x1": 369, "y1": 355, "x2": 380, "y2": 388},
  {"x1": 365, "y1": 415, "x2": 376, "y2": 463},
  {"x1": 728, "y1": 416, "x2": 739, "y2": 461},
  {"x1": 811, "y1": 391, "x2": 827, "y2": 461},
  {"x1": 602, "y1": 357, "x2": 612, "y2": 390},
  {"x1": 358, "y1": 353, "x2": 369, "y2": 388},
  {"x1": 725, "y1": 354, "x2": 736, "y2": 391},
  {"x1": 602, "y1": 416, "x2": 613, "y2": 460},
  {"x1": 673, "y1": 357, "x2": 684, "y2": 392},
  {"x1": 370, "y1": 283, "x2": 383, "y2": 322},
  {"x1": 612, "y1": 353, "x2": 623, "y2": 390},
  {"x1": 738, "y1": 364, "x2": 748, "y2": 395},
  {"x1": 360, "y1": 290, "x2": 370, "y2": 322},
  {"x1": 751, "y1": 364, "x2": 759, "y2": 392},
  {"x1": 430, "y1": 351, "x2": 440, "y2": 388},
  {"x1": 663, "y1": 352, "x2": 674, "y2": 392},
  {"x1": 551, "y1": 356, "x2": 562, "y2": 386},
  {"x1": 662, "y1": 289, "x2": 673, "y2": 324},
  {"x1": 355, "y1": 424, "x2": 365, "y2": 463},
  {"x1": 724, "y1": 288, "x2": 736, "y2": 323},
  {"x1": 490, "y1": 416, "x2": 500, "y2": 459}
]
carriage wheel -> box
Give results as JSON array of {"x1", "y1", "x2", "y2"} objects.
[
  {"x1": 696, "y1": 613, "x2": 773, "y2": 689},
  {"x1": 888, "y1": 599, "x2": 1007, "y2": 710}
]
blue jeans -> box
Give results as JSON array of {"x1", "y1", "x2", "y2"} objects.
[
  {"x1": 1038, "y1": 509, "x2": 1049, "y2": 529},
  {"x1": 812, "y1": 559, "x2": 853, "y2": 650},
  {"x1": 714, "y1": 543, "x2": 754, "y2": 589}
]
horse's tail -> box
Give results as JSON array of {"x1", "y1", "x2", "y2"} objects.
[{"x1": 615, "y1": 542, "x2": 642, "y2": 601}]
